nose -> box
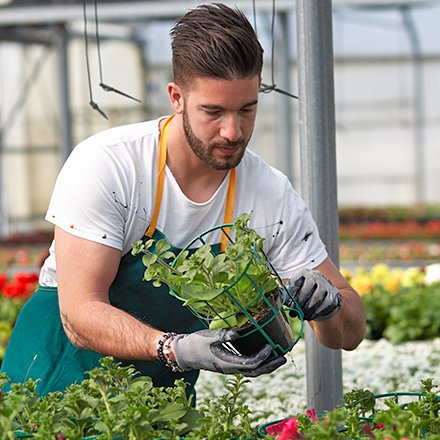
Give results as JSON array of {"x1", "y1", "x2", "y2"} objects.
[{"x1": 219, "y1": 114, "x2": 242, "y2": 143}]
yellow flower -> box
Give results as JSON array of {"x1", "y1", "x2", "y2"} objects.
[
  {"x1": 401, "y1": 267, "x2": 424, "y2": 288},
  {"x1": 370, "y1": 263, "x2": 390, "y2": 283},
  {"x1": 351, "y1": 274, "x2": 373, "y2": 296},
  {"x1": 340, "y1": 268, "x2": 353, "y2": 282}
]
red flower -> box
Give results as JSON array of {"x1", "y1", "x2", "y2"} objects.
[
  {"x1": 13, "y1": 272, "x2": 39, "y2": 285},
  {"x1": 2, "y1": 282, "x2": 27, "y2": 298},
  {"x1": 375, "y1": 423, "x2": 384, "y2": 430},
  {"x1": 0, "y1": 273, "x2": 7, "y2": 291}
]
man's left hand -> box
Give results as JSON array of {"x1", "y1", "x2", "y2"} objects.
[{"x1": 285, "y1": 269, "x2": 342, "y2": 321}]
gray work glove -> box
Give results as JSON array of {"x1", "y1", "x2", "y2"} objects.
[
  {"x1": 285, "y1": 269, "x2": 342, "y2": 321},
  {"x1": 173, "y1": 328, "x2": 286, "y2": 377}
]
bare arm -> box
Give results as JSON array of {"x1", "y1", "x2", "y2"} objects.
[
  {"x1": 308, "y1": 257, "x2": 366, "y2": 350},
  {"x1": 55, "y1": 226, "x2": 162, "y2": 361}
]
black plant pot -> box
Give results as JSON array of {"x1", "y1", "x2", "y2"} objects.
[{"x1": 231, "y1": 293, "x2": 295, "y2": 357}]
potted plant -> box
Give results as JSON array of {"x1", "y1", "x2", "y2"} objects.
[{"x1": 132, "y1": 212, "x2": 303, "y2": 356}]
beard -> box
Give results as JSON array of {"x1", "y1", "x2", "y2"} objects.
[{"x1": 182, "y1": 106, "x2": 250, "y2": 170}]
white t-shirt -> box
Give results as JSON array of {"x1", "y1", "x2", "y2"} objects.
[{"x1": 40, "y1": 117, "x2": 327, "y2": 286}]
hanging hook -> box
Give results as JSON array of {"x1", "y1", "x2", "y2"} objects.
[
  {"x1": 83, "y1": 0, "x2": 107, "y2": 119},
  {"x1": 94, "y1": 0, "x2": 141, "y2": 103},
  {"x1": 99, "y1": 82, "x2": 141, "y2": 102}
]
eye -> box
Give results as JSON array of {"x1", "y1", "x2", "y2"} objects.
[
  {"x1": 240, "y1": 107, "x2": 254, "y2": 115},
  {"x1": 206, "y1": 110, "x2": 220, "y2": 115}
]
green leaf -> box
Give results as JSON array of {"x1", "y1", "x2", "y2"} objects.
[
  {"x1": 209, "y1": 311, "x2": 238, "y2": 330},
  {"x1": 157, "y1": 402, "x2": 188, "y2": 421},
  {"x1": 179, "y1": 284, "x2": 223, "y2": 301},
  {"x1": 142, "y1": 253, "x2": 157, "y2": 267}
]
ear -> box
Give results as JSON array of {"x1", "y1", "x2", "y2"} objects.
[{"x1": 168, "y1": 82, "x2": 184, "y2": 114}]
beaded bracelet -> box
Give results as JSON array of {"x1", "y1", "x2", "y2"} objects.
[{"x1": 156, "y1": 332, "x2": 184, "y2": 373}]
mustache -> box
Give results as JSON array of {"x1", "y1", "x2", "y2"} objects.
[{"x1": 212, "y1": 140, "x2": 246, "y2": 149}]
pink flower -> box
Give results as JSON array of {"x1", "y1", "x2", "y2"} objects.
[
  {"x1": 306, "y1": 408, "x2": 319, "y2": 423},
  {"x1": 266, "y1": 420, "x2": 288, "y2": 436},
  {"x1": 362, "y1": 424, "x2": 376, "y2": 438},
  {"x1": 266, "y1": 418, "x2": 305, "y2": 439},
  {"x1": 278, "y1": 418, "x2": 305, "y2": 440}
]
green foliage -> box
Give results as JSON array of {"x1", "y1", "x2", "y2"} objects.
[
  {"x1": 0, "y1": 357, "x2": 258, "y2": 439},
  {"x1": 383, "y1": 283, "x2": 440, "y2": 343},
  {"x1": 0, "y1": 357, "x2": 197, "y2": 439},
  {"x1": 1, "y1": 357, "x2": 439, "y2": 439},
  {"x1": 132, "y1": 213, "x2": 279, "y2": 330},
  {"x1": 0, "y1": 295, "x2": 28, "y2": 362},
  {"x1": 363, "y1": 283, "x2": 440, "y2": 343},
  {"x1": 277, "y1": 379, "x2": 440, "y2": 439},
  {"x1": 186, "y1": 375, "x2": 254, "y2": 440}
]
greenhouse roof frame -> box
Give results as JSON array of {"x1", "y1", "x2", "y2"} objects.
[{"x1": 0, "y1": 0, "x2": 436, "y2": 26}]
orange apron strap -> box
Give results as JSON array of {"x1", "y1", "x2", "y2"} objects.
[
  {"x1": 220, "y1": 167, "x2": 236, "y2": 252},
  {"x1": 145, "y1": 115, "x2": 174, "y2": 238}
]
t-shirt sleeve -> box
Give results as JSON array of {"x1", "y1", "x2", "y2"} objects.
[
  {"x1": 266, "y1": 182, "x2": 328, "y2": 279},
  {"x1": 45, "y1": 140, "x2": 128, "y2": 251}
]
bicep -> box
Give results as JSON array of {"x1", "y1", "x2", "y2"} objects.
[{"x1": 55, "y1": 226, "x2": 122, "y2": 313}]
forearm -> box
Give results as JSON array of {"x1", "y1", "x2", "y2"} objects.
[
  {"x1": 309, "y1": 285, "x2": 366, "y2": 350},
  {"x1": 61, "y1": 298, "x2": 162, "y2": 361}
]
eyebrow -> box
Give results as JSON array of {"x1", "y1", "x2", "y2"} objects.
[{"x1": 200, "y1": 100, "x2": 258, "y2": 111}]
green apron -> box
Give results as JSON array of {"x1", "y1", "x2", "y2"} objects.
[{"x1": 1, "y1": 115, "x2": 236, "y2": 397}]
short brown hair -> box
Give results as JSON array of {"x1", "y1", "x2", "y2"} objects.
[{"x1": 170, "y1": 3, "x2": 263, "y2": 88}]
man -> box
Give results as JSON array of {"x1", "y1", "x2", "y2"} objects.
[{"x1": 2, "y1": 3, "x2": 365, "y2": 397}]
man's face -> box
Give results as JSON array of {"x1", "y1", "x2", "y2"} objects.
[{"x1": 179, "y1": 76, "x2": 260, "y2": 170}]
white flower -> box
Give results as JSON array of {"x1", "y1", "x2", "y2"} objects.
[{"x1": 425, "y1": 263, "x2": 440, "y2": 285}]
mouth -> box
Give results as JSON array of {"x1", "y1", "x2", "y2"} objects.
[{"x1": 214, "y1": 142, "x2": 244, "y2": 156}]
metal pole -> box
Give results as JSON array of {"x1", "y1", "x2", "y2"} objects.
[
  {"x1": 295, "y1": 0, "x2": 343, "y2": 412},
  {"x1": 56, "y1": 24, "x2": 73, "y2": 160},
  {"x1": 278, "y1": 11, "x2": 294, "y2": 181},
  {"x1": 401, "y1": 6, "x2": 425, "y2": 203}
]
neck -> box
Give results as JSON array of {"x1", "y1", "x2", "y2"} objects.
[{"x1": 162, "y1": 115, "x2": 229, "y2": 203}]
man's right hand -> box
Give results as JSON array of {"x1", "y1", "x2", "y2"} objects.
[{"x1": 173, "y1": 328, "x2": 286, "y2": 377}]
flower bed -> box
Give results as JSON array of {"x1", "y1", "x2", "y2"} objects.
[
  {"x1": 342, "y1": 263, "x2": 440, "y2": 342},
  {"x1": 340, "y1": 240, "x2": 440, "y2": 264},
  {"x1": 339, "y1": 205, "x2": 440, "y2": 242},
  {"x1": 0, "y1": 272, "x2": 38, "y2": 360}
]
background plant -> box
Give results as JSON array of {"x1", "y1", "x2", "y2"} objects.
[
  {"x1": 0, "y1": 271, "x2": 38, "y2": 362},
  {"x1": 343, "y1": 264, "x2": 440, "y2": 342}
]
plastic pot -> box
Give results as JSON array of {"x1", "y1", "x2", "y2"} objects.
[{"x1": 231, "y1": 292, "x2": 295, "y2": 356}]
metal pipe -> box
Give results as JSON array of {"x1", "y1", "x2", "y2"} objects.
[
  {"x1": 401, "y1": 6, "x2": 425, "y2": 203},
  {"x1": 295, "y1": 0, "x2": 343, "y2": 413},
  {"x1": 278, "y1": 11, "x2": 295, "y2": 181},
  {"x1": 56, "y1": 24, "x2": 73, "y2": 160}
]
